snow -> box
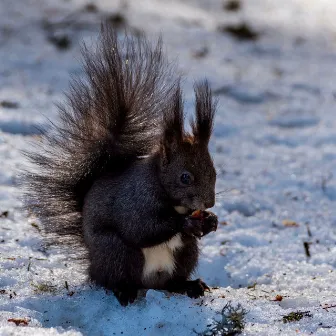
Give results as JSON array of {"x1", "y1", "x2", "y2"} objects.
[{"x1": 1, "y1": 0, "x2": 336, "y2": 335}]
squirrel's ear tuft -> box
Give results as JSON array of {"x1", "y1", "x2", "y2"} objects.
[
  {"x1": 161, "y1": 85, "x2": 184, "y2": 161},
  {"x1": 191, "y1": 80, "x2": 217, "y2": 145}
]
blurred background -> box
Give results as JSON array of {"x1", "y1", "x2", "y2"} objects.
[{"x1": 1, "y1": 0, "x2": 336, "y2": 133}]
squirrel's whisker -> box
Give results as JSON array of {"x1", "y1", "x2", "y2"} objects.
[{"x1": 215, "y1": 188, "x2": 231, "y2": 195}]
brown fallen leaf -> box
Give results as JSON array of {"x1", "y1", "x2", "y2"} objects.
[
  {"x1": 282, "y1": 220, "x2": 299, "y2": 227},
  {"x1": 8, "y1": 318, "x2": 29, "y2": 326},
  {"x1": 271, "y1": 294, "x2": 283, "y2": 301}
]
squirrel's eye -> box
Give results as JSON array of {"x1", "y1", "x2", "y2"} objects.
[{"x1": 180, "y1": 172, "x2": 193, "y2": 185}]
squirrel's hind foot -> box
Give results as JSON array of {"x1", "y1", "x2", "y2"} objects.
[
  {"x1": 112, "y1": 284, "x2": 139, "y2": 306},
  {"x1": 167, "y1": 278, "x2": 210, "y2": 299},
  {"x1": 185, "y1": 279, "x2": 210, "y2": 299}
]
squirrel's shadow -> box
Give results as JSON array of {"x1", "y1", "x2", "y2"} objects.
[{"x1": 13, "y1": 286, "x2": 212, "y2": 335}]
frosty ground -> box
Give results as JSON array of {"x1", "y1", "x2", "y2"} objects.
[{"x1": 1, "y1": 0, "x2": 336, "y2": 335}]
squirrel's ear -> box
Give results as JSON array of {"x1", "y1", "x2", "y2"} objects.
[
  {"x1": 191, "y1": 80, "x2": 217, "y2": 145},
  {"x1": 161, "y1": 85, "x2": 184, "y2": 163}
]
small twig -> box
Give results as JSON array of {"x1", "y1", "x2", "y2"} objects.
[
  {"x1": 215, "y1": 188, "x2": 232, "y2": 195},
  {"x1": 321, "y1": 172, "x2": 333, "y2": 193},
  {"x1": 260, "y1": 289, "x2": 270, "y2": 294},
  {"x1": 247, "y1": 282, "x2": 257, "y2": 290},
  {"x1": 247, "y1": 293, "x2": 257, "y2": 300},
  {"x1": 322, "y1": 304, "x2": 336, "y2": 311},
  {"x1": 303, "y1": 242, "x2": 312, "y2": 257},
  {"x1": 305, "y1": 223, "x2": 312, "y2": 237}
]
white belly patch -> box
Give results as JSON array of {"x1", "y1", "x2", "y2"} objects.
[{"x1": 142, "y1": 233, "x2": 183, "y2": 280}]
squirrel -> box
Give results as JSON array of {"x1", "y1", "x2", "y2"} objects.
[{"x1": 25, "y1": 24, "x2": 218, "y2": 306}]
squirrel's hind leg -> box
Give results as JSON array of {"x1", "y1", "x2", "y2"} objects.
[
  {"x1": 85, "y1": 232, "x2": 144, "y2": 306},
  {"x1": 166, "y1": 236, "x2": 210, "y2": 299}
]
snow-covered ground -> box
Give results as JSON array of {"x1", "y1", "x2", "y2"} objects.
[{"x1": 1, "y1": 0, "x2": 336, "y2": 335}]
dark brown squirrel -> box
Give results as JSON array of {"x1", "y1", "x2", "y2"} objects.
[{"x1": 25, "y1": 24, "x2": 218, "y2": 306}]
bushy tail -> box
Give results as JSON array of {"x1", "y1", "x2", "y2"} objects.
[{"x1": 25, "y1": 24, "x2": 178, "y2": 249}]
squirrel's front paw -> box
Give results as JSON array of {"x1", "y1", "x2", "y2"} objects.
[
  {"x1": 183, "y1": 211, "x2": 218, "y2": 238},
  {"x1": 183, "y1": 217, "x2": 203, "y2": 238},
  {"x1": 201, "y1": 211, "x2": 218, "y2": 236}
]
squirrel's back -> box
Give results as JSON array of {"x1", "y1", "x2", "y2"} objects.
[{"x1": 25, "y1": 25, "x2": 178, "y2": 249}]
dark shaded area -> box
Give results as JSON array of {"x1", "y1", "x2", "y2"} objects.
[
  {"x1": 192, "y1": 46, "x2": 209, "y2": 59},
  {"x1": 224, "y1": 0, "x2": 241, "y2": 12},
  {"x1": 40, "y1": 4, "x2": 139, "y2": 52},
  {"x1": 84, "y1": 3, "x2": 98, "y2": 13},
  {"x1": 1, "y1": 101, "x2": 19, "y2": 109},
  {"x1": 106, "y1": 12, "x2": 127, "y2": 29},
  {"x1": 47, "y1": 33, "x2": 71, "y2": 50},
  {"x1": 0, "y1": 211, "x2": 9, "y2": 218},
  {"x1": 0, "y1": 120, "x2": 44, "y2": 136},
  {"x1": 218, "y1": 23, "x2": 259, "y2": 41},
  {"x1": 213, "y1": 85, "x2": 277, "y2": 104}
]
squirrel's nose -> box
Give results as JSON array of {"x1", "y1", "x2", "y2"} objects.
[{"x1": 193, "y1": 198, "x2": 215, "y2": 210}]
